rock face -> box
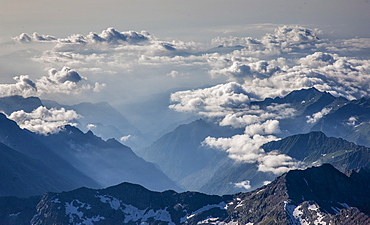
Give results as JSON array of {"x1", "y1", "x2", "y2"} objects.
[{"x1": 1, "y1": 164, "x2": 369, "y2": 225}]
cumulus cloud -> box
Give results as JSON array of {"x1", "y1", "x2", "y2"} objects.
[
  {"x1": 203, "y1": 131, "x2": 303, "y2": 175},
  {"x1": 87, "y1": 124, "x2": 97, "y2": 130},
  {"x1": 234, "y1": 180, "x2": 251, "y2": 190},
  {"x1": 0, "y1": 67, "x2": 105, "y2": 98},
  {"x1": 12, "y1": 26, "x2": 370, "y2": 104},
  {"x1": 9, "y1": 25, "x2": 370, "y2": 170},
  {"x1": 0, "y1": 75, "x2": 38, "y2": 97},
  {"x1": 13, "y1": 28, "x2": 150, "y2": 45},
  {"x1": 211, "y1": 25, "x2": 323, "y2": 58},
  {"x1": 13, "y1": 32, "x2": 57, "y2": 43},
  {"x1": 7, "y1": 106, "x2": 80, "y2": 135},
  {"x1": 167, "y1": 70, "x2": 179, "y2": 78},
  {"x1": 22, "y1": 27, "x2": 211, "y2": 94},
  {"x1": 169, "y1": 82, "x2": 251, "y2": 117},
  {"x1": 202, "y1": 119, "x2": 295, "y2": 175},
  {"x1": 306, "y1": 107, "x2": 332, "y2": 124}
]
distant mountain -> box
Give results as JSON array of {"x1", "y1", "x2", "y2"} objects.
[
  {"x1": 137, "y1": 119, "x2": 243, "y2": 190},
  {"x1": 262, "y1": 131, "x2": 370, "y2": 171},
  {"x1": 201, "y1": 131, "x2": 370, "y2": 195},
  {"x1": 252, "y1": 87, "x2": 349, "y2": 135},
  {"x1": 118, "y1": 89, "x2": 199, "y2": 145},
  {"x1": 0, "y1": 108, "x2": 179, "y2": 196},
  {"x1": 139, "y1": 87, "x2": 370, "y2": 195},
  {"x1": 198, "y1": 159, "x2": 276, "y2": 195},
  {"x1": 42, "y1": 100, "x2": 142, "y2": 145},
  {"x1": 0, "y1": 95, "x2": 142, "y2": 147},
  {"x1": 37, "y1": 125, "x2": 181, "y2": 192},
  {"x1": 312, "y1": 97, "x2": 370, "y2": 146},
  {"x1": 0, "y1": 142, "x2": 77, "y2": 197},
  {"x1": 0, "y1": 113, "x2": 99, "y2": 195},
  {"x1": 259, "y1": 87, "x2": 370, "y2": 147},
  {"x1": 1, "y1": 164, "x2": 369, "y2": 225},
  {"x1": 0, "y1": 95, "x2": 43, "y2": 114}
]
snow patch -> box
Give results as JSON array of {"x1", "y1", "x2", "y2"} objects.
[
  {"x1": 96, "y1": 194, "x2": 121, "y2": 210},
  {"x1": 122, "y1": 205, "x2": 174, "y2": 224},
  {"x1": 181, "y1": 202, "x2": 227, "y2": 222},
  {"x1": 51, "y1": 198, "x2": 61, "y2": 204},
  {"x1": 96, "y1": 194, "x2": 174, "y2": 224},
  {"x1": 65, "y1": 199, "x2": 100, "y2": 224},
  {"x1": 65, "y1": 200, "x2": 85, "y2": 222},
  {"x1": 287, "y1": 203, "x2": 327, "y2": 225}
]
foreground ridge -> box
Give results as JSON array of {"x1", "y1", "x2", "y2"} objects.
[{"x1": 0, "y1": 164, "x2": 369, "y2": 225}]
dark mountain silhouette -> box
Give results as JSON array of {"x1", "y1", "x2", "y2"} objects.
[
  {"x1": 1, "y1": 164, "x2": 369, "y2": 225},
  {"x1": 0, "y1": 95, "x2": 43, "y2": 114},
  {"x1": 0, "y1": 142, "x2": 77, "y2": 197},
  {"x1": 0, "y1": 113, "x2": 99, "y2": 194}
]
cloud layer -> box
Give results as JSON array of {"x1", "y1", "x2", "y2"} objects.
[
  {"x1": 169, "y1": 26, "x2": 370, "y2": 175},
  {"x1": 8, "y1": 25, "x2": 370, "y2": 174}
]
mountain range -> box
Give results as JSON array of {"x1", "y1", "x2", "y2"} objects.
[
  {"x1": 0, "y1": 100, "x2": 180, "y2": 196},
  {"x1": 1, "y1": 87, "x2": 370, "y2": 224},
  {"x1": 1, "y1": 164, "x2": 369, "y2": 225},
  {"x1": 139, "y1": 87, "x2": 370, "y2": 194}
]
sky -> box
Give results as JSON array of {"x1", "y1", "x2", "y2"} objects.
[
  {"x1": 1, "y1": 0, "x2": 370, "y2": 42},
  {"x1": 1, "y1": 0, "x2": 370, "y2": 175}
]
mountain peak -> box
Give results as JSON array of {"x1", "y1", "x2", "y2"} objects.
[
  {"x1": 0, "y1": 95, "x2": 43, "y2": 114},
  {"x1": 282, "y1": 164, "x2": 369, "y2": 214}
]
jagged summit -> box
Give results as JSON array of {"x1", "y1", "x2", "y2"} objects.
[{"x1": 1, "y1": 164, "x2": 369, "y2": 225}]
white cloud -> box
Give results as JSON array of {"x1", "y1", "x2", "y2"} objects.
[
  {"x1": 234, "y1": 180, "x2": 251, "y2": 190},
  {"x1": 257, "y1": 151, "x2": 302, "y2": 175},
  {"x1": 7, "y1": 25, "x2": 370, "y2": 170},
  {"x1": 306, "y1": 107, "x2": 332, "y2": 124},
  {"x1": 346, "y1": 116, "x2": 358, "y2": 126},
  {"x1": 169, "y1": 82, "x2": 251, "y2": 116},
  {"x1": 13, "y1": 28, "x2": 150, "y2": 45},
  {"x1": 0, "y1": 67, "x2": 105, "y2": 98},
  {"x1": 10, "y1": 26, "x2": 370, "y2": 105},
  {"x1": 203, "y1": 132, "x2": 303, "y2": 175},
  {"x1": 7, "y1": 106, "x2": 80, "y2": 135},
  {"x1": 167, "y1": 70, "x2": 179, "y2": 78},
  {"x1": 120, "y1": 135, "x2": 131, "y2": 142},
  {"x1": 87, "y1": 124, "x2": 97, "y2": 130},
  {"x1": 0, "y1": 75, "x2": 37, "y2": 97},
  {"x1": 13, "y1": 32, "x2": 57, "y2": 43}
]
